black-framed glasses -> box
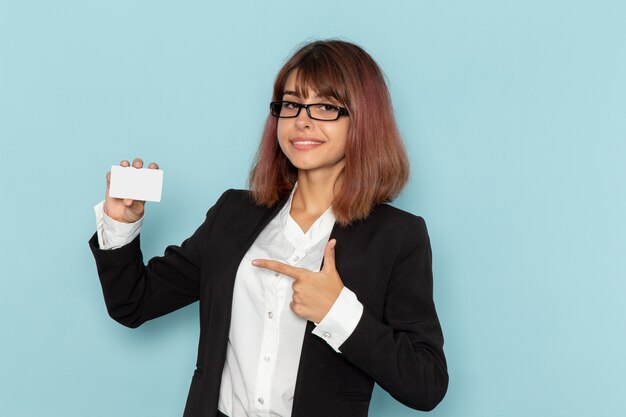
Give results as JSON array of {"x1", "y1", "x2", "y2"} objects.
[{"x1": 270, "y1": 101, "x2": 349, "y2": 121}]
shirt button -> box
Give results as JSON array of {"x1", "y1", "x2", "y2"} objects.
[
  {"x1": 258, "y1": 397, "x2": 264, "y2": 405},
  {"x1": 267, "y1": 312, "x2": 273, "y2": 319},
  {"x1": 264, "y1": 356, "x2": 270, "y2": 362},
  {"x1": 293, "y1": 255, "x2": 300, "y2": 262},
  {"x1": 274, "y1": 272, "x2": 280, "y2": 277},
  {"x1": 323, "y1": 332, "x2": 332, "y2": 339}
]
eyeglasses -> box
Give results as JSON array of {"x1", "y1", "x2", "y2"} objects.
[{"x1": 270, "y1": 101, "x2": 349, "y2": 121}]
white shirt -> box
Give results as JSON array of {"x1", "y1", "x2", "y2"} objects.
[{"x1": 94, "y1": 188, "x2": 363, "y2": 417}]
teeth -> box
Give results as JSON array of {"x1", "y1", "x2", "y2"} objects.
[{"x1": 293, "y1": 141, "x2": 322, "y2": 145}]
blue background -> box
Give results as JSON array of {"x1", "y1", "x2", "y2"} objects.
[{"x1": 1, "y1": 1, "x2": 625, "y2": 416}]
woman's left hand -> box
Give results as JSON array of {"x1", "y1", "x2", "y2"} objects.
[{"x1": 252, "y1": 239, "x2": 344, "y2": 323}]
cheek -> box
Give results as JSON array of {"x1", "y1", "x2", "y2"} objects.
[
  {"x1": 276, "y1": 122, "x2": 289, "y2": 152},
  {"x1": 324, "y1": 123, "x2": 349, "y2": 149},
  {"x1": 277, "y1": 120, "x2": 290, "y2": 142}
]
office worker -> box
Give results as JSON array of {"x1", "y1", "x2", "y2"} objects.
[{"x1": 89, "y1": 40, "x2": 448, "y2": 417}]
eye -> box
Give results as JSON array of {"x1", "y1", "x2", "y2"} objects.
[
  {"x1": 283, "y1": 101, "x2": 300, "y2": 110},
  {"x1": 315, "y1": 104, "x2": 339, "y2": 113}
]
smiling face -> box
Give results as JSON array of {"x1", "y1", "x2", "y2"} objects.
[{"x1": 276, "y1": 71, "x2": 350, "y2": 181}]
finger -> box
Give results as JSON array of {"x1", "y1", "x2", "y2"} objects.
[
  {"x1": 120, "y1": 160, "x2": 130, "y2": 167},
  {"x1": 105, "y1": 171, "x2": 112, "y2": 198},
  {"x1": 129, "y1": 200, "x2": 145, "y2": 214},
  {"x1": 289, "y1": 301, "x2": 304, "y2": 318},
  {"x1": 289, "y1": 301, "x2": 299, "y2": 317},
  {"x1": 321, "y1": 239, "x2": 337, "y2": 272},
  {"x1": 132, "y1": 158, "x2": 143, "y2": 169},
  {"x1": 148, "y1": 162, "x2": 159, "y2": 169},
  {"x1": 252, "y1": 259, "x2": 304, "y2": 278}
]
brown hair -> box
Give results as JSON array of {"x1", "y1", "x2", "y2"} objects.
[{"x1": 249, "y1": 40, "x2": 409, "y2": 226}]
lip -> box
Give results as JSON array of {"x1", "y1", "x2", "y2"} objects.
[{"x1": 289, "y1": 137, "x2": 324, "y2": 151}]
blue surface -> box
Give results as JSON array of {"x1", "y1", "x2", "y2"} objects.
[{"x1": 1, "y1": 1, "x2": 625, "y2": 416}]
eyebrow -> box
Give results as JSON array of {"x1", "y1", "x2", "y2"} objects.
[
  {"x1": 282, "y1": 90, "x2": 300, "y2": 97},
  {"x1": 283, "y1": 90, "x2": 336, "y2": 102}
]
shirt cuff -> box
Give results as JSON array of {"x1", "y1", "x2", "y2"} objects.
[
  {"x1": 94, "y1": 200, "x2": 143, "y2": 250},
  {"x1": 312, "y1": 287, "x2": 364, "y2": 353}
]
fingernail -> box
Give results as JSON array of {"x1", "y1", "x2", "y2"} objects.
[
  {"x1": 252, "y1": 260, "x2": 259, "y2": 266},
  {"x1": 330, "y1": 239, "x2": 336, "y2": 248}
]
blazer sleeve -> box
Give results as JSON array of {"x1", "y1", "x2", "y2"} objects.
[
  {"x1": 337, "y1": 216, "x2": 448, "y2": 411},
  {"x1": 88, "y1": 190, "x2": 231, "y2": 328}
]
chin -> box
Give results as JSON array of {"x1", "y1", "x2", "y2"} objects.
[{"x1": 289, "y1": 159, "x2": 346, "y2": 175}]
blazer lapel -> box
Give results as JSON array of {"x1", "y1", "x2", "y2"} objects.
[
  {"x1": 290, "y1": 223, "x2": 355, "y2": 416},
  {"x1": 211, "y1": 193, "x2": 290, "y2": 345}
]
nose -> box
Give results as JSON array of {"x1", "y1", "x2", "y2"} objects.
[{"x1": 295, "y1": 105, "x2": 313, "y2": 129}]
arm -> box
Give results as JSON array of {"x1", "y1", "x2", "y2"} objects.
[
  {"x1": 88, "y1": 190, "x2": 231, "y2": 328},
  {"x1": 252, "y1": 217, "x2": 448, "y2": 410},
  {"x1": 94, "y1": 200, "x2": 143, "y2": 250},
  {"x1": 337, "y1": 217, "x2": 448, "y2": 411}
]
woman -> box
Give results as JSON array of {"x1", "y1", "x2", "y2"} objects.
[{"x1": 90, "y1": 40, "x2": 448, "y2": 417}]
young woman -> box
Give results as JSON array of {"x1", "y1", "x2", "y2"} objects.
[{"x1": 90, "y1": 40, "x2": 448, "y2": 417}]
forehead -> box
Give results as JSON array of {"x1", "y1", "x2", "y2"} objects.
[
  {"x1": 277, "y1": 66, "x2": 348, "y2": 105},
  {"x1": 283, "y1": 71, "x2": 321, "y2": 99}
]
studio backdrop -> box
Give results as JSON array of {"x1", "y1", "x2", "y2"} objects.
[{"x1": 1, "y1": 1, "x2": 625, "y2": 416}]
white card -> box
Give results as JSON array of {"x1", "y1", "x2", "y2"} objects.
[{"x1": 109, "y1": 165, "x2": 164, "y2": 202}]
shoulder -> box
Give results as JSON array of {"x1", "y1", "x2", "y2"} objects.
[
  {"x1": 342, "y1": 203, "x2": 430, "y2": 258},
  {"x1": 211, "y1": 189, "x2": 259, "y2": 210},
  {"x1": 206, "y1": 188, "x2": 282, "y2": 220},
  {"x1": 372, "y1": 205, "x2": 431, "y2": 268},
  {"x1": 361, "y1": 203, "x2": 428, "y2": 236},
  {"x1": 372, "y1": 203, "x2": 425, "y2": 224},
  {"x1": 216, "y1": 189, "x2": 254, "y2": 206}
]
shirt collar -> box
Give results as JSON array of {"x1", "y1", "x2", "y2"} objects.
[{"x1": 279, "y1": 183, "x2": 336, "y2": 249}]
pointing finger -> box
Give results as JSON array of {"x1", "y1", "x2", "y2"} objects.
[
  {"x1": 252, "y1": 259, "x2": 304, "y2": 279},
  {"x1": 322, "y1": 239, "x2": 337, "y2": 273}
]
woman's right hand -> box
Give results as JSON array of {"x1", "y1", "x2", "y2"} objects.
[{"x1": 104, "y1": 158, "x2": 160, "y2": 223}]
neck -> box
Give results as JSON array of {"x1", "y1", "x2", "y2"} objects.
[{"x1": 291, "y1": 166, "x2": 343, "y2": 218}]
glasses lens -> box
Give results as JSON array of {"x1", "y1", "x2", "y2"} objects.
[
  {"x1": 270, "y1": 102, "x2": 283, "y2": 117},
  {"x1": 271, "y1": 102, "x2": 300, "y2": 117},
  {"x1": 270, "y1": 102, "x2": 344, "y2": 120},
  {"x1": 309, "y1": 104, "x2": 340, "y2": 121},
  {"x1": 281, "y1": 101, "x2": 301, "y2": 117}
]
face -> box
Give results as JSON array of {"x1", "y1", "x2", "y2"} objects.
[{"x1": 276, "y1": 71, "x2": 350, "y2": 180}]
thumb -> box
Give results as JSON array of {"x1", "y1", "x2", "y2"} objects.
[{"x1": 322, "y1": 239, "x2": 337, "y2": 273}]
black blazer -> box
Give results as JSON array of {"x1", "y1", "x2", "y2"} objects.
[{"x1": 89, "y1": 189, "x2": 448, "y2": 417}]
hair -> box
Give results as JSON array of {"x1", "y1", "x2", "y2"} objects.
[{"x1": 248, "y1": 39, "x2": 409, "y2": 226}]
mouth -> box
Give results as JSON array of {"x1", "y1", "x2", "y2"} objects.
[{"x1": 290, "y1": 138, "x2": 324, "y2": 150}]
